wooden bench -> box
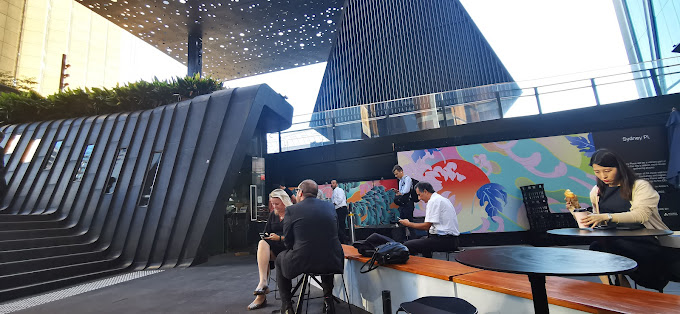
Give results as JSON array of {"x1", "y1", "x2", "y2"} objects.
[{"x1": 341, "y1": 245, "x2": 680, "y2": 313}]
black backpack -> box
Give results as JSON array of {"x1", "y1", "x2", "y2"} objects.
[
  {"x1": 408, "y1": 178, "x2": 419, "y2": 203},
  {"x1": 394, "y1": 178, "x2": 419, "y2": 206}
]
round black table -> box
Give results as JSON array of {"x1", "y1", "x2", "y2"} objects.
[
  {"x1": 548, "y1": 227, "x2": 673, "y2": 237},
  {"x1": 455, "y1": 247, "x2": 637, "y2": 314}
]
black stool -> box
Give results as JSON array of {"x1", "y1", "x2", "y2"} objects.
[
  {"x1": 397, "y1": 296, "x2": 477, "y2": 314},
  {"x1": 294, "y1": 273, "x2": 351, "y2": 314},
  {"x1": 445, "y1": 248, "x2": 465, "y2": 261}
]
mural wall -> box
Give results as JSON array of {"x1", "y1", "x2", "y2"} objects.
[
  {"x1": 318, "y1": 180, "x2": 401, "y2": 226},
  {"x1": 397, "y1": 133, "x2": 598, "y2": 233}
]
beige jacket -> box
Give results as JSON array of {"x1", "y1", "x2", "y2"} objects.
[{"x1": 590, "y1": 180, "x2": 678, "y2": 248}]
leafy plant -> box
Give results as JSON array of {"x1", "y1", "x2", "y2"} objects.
[{"x1": 0, "y1": 75, "x2": 223, "y2": 124}]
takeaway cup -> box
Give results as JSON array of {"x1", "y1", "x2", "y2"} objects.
[{"x1": 572, "y1": 208, "x2": 592, "y2": 229}]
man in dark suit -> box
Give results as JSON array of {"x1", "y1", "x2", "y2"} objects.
[{"x1": 275, "y1": 179, "x2": 344, "y2": 314}]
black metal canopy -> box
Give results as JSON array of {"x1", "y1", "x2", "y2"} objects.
[{"x1": 77, "y1": 0, "x2": 344, "y2": 80}]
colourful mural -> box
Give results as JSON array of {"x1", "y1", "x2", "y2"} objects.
[
  {"x1": 397, "y1": 133, "x2": 597, "y2": 233},
  {"x1": 318, "y1": 180, "x2": 401, "y2": 226}
]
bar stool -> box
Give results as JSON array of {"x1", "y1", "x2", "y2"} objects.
[
  {"x1": 397, "y1": 296, "x2": 477, "y2": 314},
  {"x1": 295, "y1": 272, "x2": 351, "y2": 314}
]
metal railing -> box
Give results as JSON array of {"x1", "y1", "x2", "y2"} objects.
[{"x1": 268, "y1": 57, "x2": 680, "y2": 153}]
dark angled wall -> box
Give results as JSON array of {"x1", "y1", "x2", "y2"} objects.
[{"x1": 0, "y1": 84, "x2": 292, "y2": 301}]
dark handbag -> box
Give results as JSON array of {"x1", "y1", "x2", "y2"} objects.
[
  {"x1": 360, "y1": 242, "x2": 410, "y2": 273},
  {"x1": 352, "y1": 233, "x2": 394, "y2": 257}
]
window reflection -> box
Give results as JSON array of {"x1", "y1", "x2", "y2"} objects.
[
  {"x1": 4, "y1": 135, "x2": 21, "y2": 154},
  {"x1": 21, "y1": 139, "x2": 41, "y2": 163},
  {"x1": 44, "y1": 141, "x2": 62, "y2": 170},
  {"x1": 138, "y1": 152, "x2": 162, "y2": 207},
  {"x1": 74, "y1": 144, "x2": 94, "y2": 182},
  {"x1": 105, "y1": 148, "x2": 127, "y2": 194}
]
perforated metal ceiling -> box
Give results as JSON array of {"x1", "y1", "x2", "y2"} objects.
[{"x1": 77, "y1": 0, "x2": 344, "y2": 79}]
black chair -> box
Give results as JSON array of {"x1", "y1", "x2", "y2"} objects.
[
  {"x1": 295, "y1": 272, "x2": 351, "y2": 314},
  {"x1": 397, "y1": 296, "x2": 477, "y2": 314}
]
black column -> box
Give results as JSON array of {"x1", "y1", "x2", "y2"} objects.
[{"x1": 188, "y1": 32, "x2": 202, "y2": 77}]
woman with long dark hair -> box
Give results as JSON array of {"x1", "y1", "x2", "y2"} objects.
[{"x1": 576, "y1": 149, "x2": 672, "y2": 291}]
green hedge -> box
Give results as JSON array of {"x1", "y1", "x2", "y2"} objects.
[{"x1": 0, "y1": 74, "x2": 223, "y2": 125}]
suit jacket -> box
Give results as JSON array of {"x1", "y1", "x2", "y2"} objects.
[{"x1": 278, "y1": 197, "x2": 344, "y2": 279}]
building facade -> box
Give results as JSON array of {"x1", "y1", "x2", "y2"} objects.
[{"x1": 0, "y1": 0, "x2": 185, "y2": 96}]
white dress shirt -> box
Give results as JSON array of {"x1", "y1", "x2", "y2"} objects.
[
  {"x1": 424, "y1": 192, "x2": 460, "y2": 236},
  {"x1": 332, "y1": 186, "x2": 347, "y2": 209},
  {"x1": 399, "y1": 175, "x2": 412, "y2": 194}
]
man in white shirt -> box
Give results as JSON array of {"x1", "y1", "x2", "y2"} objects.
[
  {"x1": 393, "y1": 165, "x2": 415, "y2": 241},
  {"x1": 331, "y1": 180, "x2": 349, "y2": 244},
  {"x1": 399, "y1": 181, "x2": 460, "y2": 258}
]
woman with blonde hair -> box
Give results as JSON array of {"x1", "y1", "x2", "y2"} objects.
[{"x1": 247, "y1": 189, "x2": 292, "y2": 310}]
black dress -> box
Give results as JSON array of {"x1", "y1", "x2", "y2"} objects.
[
  {"x1": 264, "y1": 211, "x2": 287, "y2": 256},
  {"x1": 590, "y1": 186, "x2": 668, "y2": 290}
]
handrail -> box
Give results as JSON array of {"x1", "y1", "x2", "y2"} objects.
[
  {"x1": 289, "y1": 57, "x2": 680, "y2": 119},
  {"x1": 269, "y1": 57, "x2": 680, "y2": 153}
]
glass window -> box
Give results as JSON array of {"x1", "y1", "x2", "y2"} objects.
[
  {"x1": 74, "y1": 144, "x2": 94, "y2": 182},
  {"x1": 138, "y1": 152, "x2": 162, "y2": 207},
  {"x1": 21, "y1": 139, "x2": 41, "y2": 163},
  {"x1": 105, "y1": 148, "x2": 127, "y2": 194},
  {"x1": 44, "y1": 141, "x2": 62, "y2": 170},
  {"x1": 4, "y1": 135, "x2": 21, "y2": 154}
]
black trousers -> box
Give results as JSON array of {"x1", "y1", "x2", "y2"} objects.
[
  {"x1": 590, "y1": 237, "x2": 669, "y2": 291},
  {"x1": 404, "y1": 234, "x2": 459, "y2": 258},
  {"x1": 336, "y1": 206, "x2": 349, "y2": 244},
  {"x1": 275, "y1": 256, "x2": 334, "y2": 307},
  {"x1": 395, "y1": 203, "x2": 415, "y2": 242}
]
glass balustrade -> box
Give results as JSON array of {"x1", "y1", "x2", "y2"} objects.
[{"x1": 268, "y1": 57, "x2": 680, "y2": 153}]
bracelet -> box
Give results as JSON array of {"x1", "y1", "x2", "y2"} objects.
[{"x1": 279, "y1": 235, "x2": 282, "y2": 241}]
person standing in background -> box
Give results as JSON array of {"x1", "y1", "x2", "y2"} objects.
[
  {"x1": 331, "y1": 180, "x2": 349, "y2": 244},
  {"x1": 393, "y1": 165, "x2": 416, "y2": 240},
  {"x1": 276, "y1": 183, "x2": 297, "y2": 204}
]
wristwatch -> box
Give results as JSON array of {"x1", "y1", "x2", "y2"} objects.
[{"x1": 607, "y1": 213, "x2": 613, "y2": 222}]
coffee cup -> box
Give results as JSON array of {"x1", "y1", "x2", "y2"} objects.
[{"x1": 572, "y1": 208, "x2": 592, "y2": 229}]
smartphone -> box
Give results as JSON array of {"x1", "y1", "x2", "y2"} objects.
[{"x1": 259, "y1": 232, "x2": 269, "y2": 240}]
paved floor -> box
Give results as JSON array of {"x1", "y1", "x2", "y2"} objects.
[
  {"x1": 12, "y1": 254, "x2": 367, "y2": 314},
  {"x1": 5, "y1": 246, "x2": 678, "y2": 313}
]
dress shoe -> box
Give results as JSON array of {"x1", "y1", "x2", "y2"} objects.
[
  {"x1": 247, "y1": 297, "x2": 267, "y2": 310},
  {"x1": 253, "y1": 285, "x2": 270, "y2": 295}
]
